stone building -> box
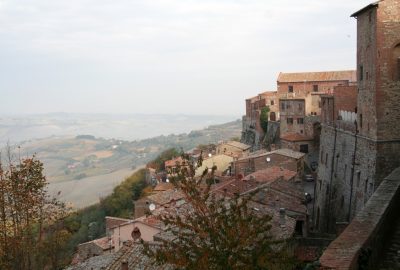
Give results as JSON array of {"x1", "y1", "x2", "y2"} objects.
[
  {"x1": 241, "y1": 71, "x2": 356, "y2": 154},
  {"x1": 241, "y1": 91, "x2": 279, "y2": 150},
  {"x1": 232, "y1": 148, "x2": 305, "y2": 178},
  {"x1": 314, "y1": 0, "x2": 400, "y2": 233},
  {"x1": 278, "y1": 71, "x2": 356, "y2": 164},
  {"x1": 216, "y1": 140, "x2": 251, "y2": 158}
]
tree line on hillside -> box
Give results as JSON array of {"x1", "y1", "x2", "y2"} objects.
[{"x1": 0, "y1": 147, "x2": 180, "y2": 269}]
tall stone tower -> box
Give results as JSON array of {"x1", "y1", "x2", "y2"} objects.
[
  {"x1": 313, "y1": 0, "x2": 400, "y2": 233},
  {"x1": 352, "y1": 0, "x2": 400, "y2": 186}
]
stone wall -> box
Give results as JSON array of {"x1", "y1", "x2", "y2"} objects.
[
  {"x1": 313, "y1": 125, "x2": 378, "y2": 233},
  {"x1": 319, "y1": 167, "x2": 400, "y2": 269}
]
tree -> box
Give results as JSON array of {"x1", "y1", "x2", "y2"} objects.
[
  {"x1": 144, "y1": 153, "x2": 297, "y2": 270},
  {"x1": 0, "y1": 150, "x2": 71, "y2": 270},
  {"x1": 260, "y1": 106, "x2": 270, "y2": 133}
]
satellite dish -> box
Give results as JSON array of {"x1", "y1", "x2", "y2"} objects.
[
  {"x1": 149, "y1": 203, "x2": 156, "y2": 211},
  {"x1": 266, "y1": 157, "x2": 271, "y2": 162}
]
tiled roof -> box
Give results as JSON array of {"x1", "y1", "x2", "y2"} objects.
[
  {"x1": 273, "y1": 148, "x2": 306, "y2": 159},
  {"x1": 153, "y1": 182, "x2": 174, "y2": 192},
  {"x1": 106, "y1": 216, "x2": 133, "y2": 230},
  {"x1": 237, "y1": 148, "x2": 305, "y2": 161},
  {"x1": 244, "y1": 167, "x2": 297, "y2": 182},
  {"x1": 259, "y1": 91, "x2": 278, "y2": 97},
  {"x1": 165, "y1": 157, "x2": 185, "y2": 168},
  {"x1": 66, "y1": 253, "x2": 115, "y2": 270},
  {"x1": 249, "y1": 201, "x2": 296, "y2": 240},
  {"x1": 280, "y1": 133, "x2": 314, "y2": 142},
  {"x1": 277, "y1": 70, "x2": 356, "y2": 83},
  {"x1": 147, "y1": 189, "x2": 184, "y2": 206},
  {"x1": 212, "y1": 178, "x2": 261, "y2": 197},
  {"x1": 105, "y1": 242, "x2": 172, "y2": 270},
  {"x1": 93, "y1": 237, "x2": 113, "y2": 250},
  {"x1": 225, "y1": 141, "x2": 251, "y2": 150},
  {"x1": 252, "y1": 181, "x2": 307, "y2": 215}
]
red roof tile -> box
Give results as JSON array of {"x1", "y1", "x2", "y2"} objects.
[
  {"x1": 244, "y1": 167, "x2": 297, "y2": 182},
  {"x1": 277, "y1": 70, "x2": 356, "y2": 83},
  {"x1": 164, "y1": 157, "x2": 185, "y2": 168}
]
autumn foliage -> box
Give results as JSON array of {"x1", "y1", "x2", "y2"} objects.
[
  {"x1": 0, "y1": 153, "x2": 70, "y2": 270},
  {"x1": 144, "y1": 153, "x2": 297, "y2": 270}
]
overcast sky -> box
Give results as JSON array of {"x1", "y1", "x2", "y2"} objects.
[{"x1": 0, "y1": 0, "x2": 371, "y2": 116}]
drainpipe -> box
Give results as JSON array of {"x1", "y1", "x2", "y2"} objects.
[{"x1": 347, "y1": 120, "x2": 358, "y2": 222}]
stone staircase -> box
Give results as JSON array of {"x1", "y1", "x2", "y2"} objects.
[{"x1": 378, "y1": 215, "x2": 400, "y2": 270}]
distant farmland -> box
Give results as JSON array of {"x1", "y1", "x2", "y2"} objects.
[{"x1": 47, "y1": 167, "x2": 141, "y2": 208}]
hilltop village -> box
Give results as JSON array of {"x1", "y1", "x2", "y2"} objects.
[{"x1": 68, "y1": 1, "x2": 400, "y2": 269}]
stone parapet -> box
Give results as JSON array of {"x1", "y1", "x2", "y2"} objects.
[{"x1": 319, "y1": 167, "x2": 400, "y2": 269}]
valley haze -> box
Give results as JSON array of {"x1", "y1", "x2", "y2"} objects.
[{"x1": 0, "y1": 113, "x2": 241, "y2": 208}]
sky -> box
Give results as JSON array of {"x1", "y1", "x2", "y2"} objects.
[{"x1": 0, "y1": 0, "x2": 372, "y2": 116}]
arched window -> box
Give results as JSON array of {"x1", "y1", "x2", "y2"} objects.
[{"x1": 393, "y1": 43, "x2": 400, "y2": 81}]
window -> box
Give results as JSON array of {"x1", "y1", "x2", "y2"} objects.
[
  {"x1": 297, "y1": 118, "x2": 304, "y2": 124},
  {"x1": 359, "y1": 65, "x2": 364, "y2": 81},
  {"x1": 393, "y1": 44, "x2": 400, "y2": 81},
  {"x1": 300, "y1": 144, "x2": 308, "y2": 153},
  {"x1": 357, "y1": 171, "x2": 361, "y2": 187},
  {"x1": 325, "y1": 153, "x2": 328, "y2": 166},
  {"x1": 288, "y1": 85, "x2": 293, "y2": 93},
  {"x1": 281, "y1": 102, "x2": 285, "y2": 111},
  {"x1": 313, "y1": 85, "x2": 318, "y2": 92},
  {"x1": 287, "y1": 118, "x2": 293, "y2": 124},
  {"x1": 271, "y1": 100, "x2": 274, "y2": 105}
]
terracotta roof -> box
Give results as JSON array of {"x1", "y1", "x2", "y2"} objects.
[
  {"x1": 259, "y1": 91, "x2": 278, "y2": 97},
  {"x1": 238, "y1": 148, "x2": 305, "y2": 161},
  {"x1": 351, "y1": 1, "x2": 379, "y2": 17},
  {"x1": 104, "y1": 242, "x2": 172, "y2": 270},
  {"x1": 153, "y1": 182, "x2": 174, "y2": 192},
  {"x1": 212, "y1": 178, "x2": 261, "y2": 197},
  {"x1": 147, "y1": 189, "x2": 184, "y2": 206},
  {"x1": 277, "y1": 70, "x2": 356, "y2": 83},
  {"x1": 77, "y1": 236, "x2": 113, "y2": 251},
  {"x1": 244, "y1": 167, "x2": 297, "y2": 182},
  {"x1": 93, "y1": 237, "x2": 113, "y2": 250},
  {"x1": 106, "y1": 216, "x2": 133, "y2": 230},
  {"x1": 273, "y1": 148, "x2": 306, "y2": 159},
  {"x1": 252, "y1": 182, "x2": 307, "y2": 215},
  {"x1": 164, "y1": 157, "x2": 185, "y2": 168},
  {"x1": 280, "y1": 133, "x2": 314, "y2": 142},
  {"x1": 249, "y1": 201, "x2": 296, "y2": 240},
  {"x1": 224, "y1": 141, "x2": 251, "y2": 150}
]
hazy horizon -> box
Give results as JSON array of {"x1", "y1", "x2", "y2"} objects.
[
  {"x1": 0, "y1": 0, "x2": 372, "y2": 116},
  {"x1": 0, "y1": 113, "x2": 240, "y2": 144}
]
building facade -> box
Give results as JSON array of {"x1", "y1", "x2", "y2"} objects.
[{"x1": 314, "y1": 0, "x2": 400, "y2": 233}]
